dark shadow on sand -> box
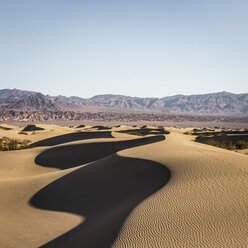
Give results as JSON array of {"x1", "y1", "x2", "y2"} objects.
[
  {"x1": 35, "y1": 135, "x2": 165, "y2": 169},
  {"x1": 92, "y1": 125, "x2": 112, "y2": 130},
  {"x1": 31, "y1": 153, "x2": 170, "y2": 248},
  {"x1": 30, "y1": 131, "x2": 113, "y2": 147},
  {"x1": 0, "y1": 125, "x2": 12, "y2": 130},
  {"x1": 117, "y1": 128, "x2": 170, "y2": 135}
]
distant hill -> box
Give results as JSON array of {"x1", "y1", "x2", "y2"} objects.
[
  {"x1": 88, "y1": 94, "x2": 160, "y2": 110},
  {"x1": 8, "y1": 93, "x2": 60, "y2": 111},
  {"x1": 0, "y1": 88, "x2": 35, "y2": 108},
  {"x1": 160, "y1": 92, "x2": 248, "y2": 115},
  {"x1": 0, "y1": 89, "x2": 248, "y2": 116}
]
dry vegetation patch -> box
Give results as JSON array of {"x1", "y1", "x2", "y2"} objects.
[
  {"x1": 185, "y1": 128, "x2": 248, "y2": 152},
  {"x1": 0, "y1": 136, "x2": 31, "y2": 151}
]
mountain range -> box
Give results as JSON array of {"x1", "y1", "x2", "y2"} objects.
[{"x1": 0, "y1": 89, "x2": 248, "y2": 116}]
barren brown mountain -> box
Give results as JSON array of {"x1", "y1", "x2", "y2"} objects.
[{"x1": 1, "y1": 89, "x2": 248, "y2": 115}]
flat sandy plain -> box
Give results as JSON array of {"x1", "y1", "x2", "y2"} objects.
[{"x1": 0, "y1": 124, "x2": 247, "y2": 247}]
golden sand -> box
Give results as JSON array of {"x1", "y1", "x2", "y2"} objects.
[{"x1": 0, "y1": 125, "x2": 247, "y2": 247}]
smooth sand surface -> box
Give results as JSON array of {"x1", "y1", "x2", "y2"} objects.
[{"x1": 0, "y1": 125, "x2": 247, "y2": 247}]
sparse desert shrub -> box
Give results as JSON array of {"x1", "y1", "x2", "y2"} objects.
[
  {"x1": 0, "y1": 137, "x2": 18, "y2": 150},
  {"x1": 7, "y1": 138, "x2": 19, "y2": 150},
  {"x1": 193, "y1": 128, "x2": 203, "y2": 133},
  {"x1": 206, "y1": 140, "x2": 219, "y2": 146},
  {"x1": 184, "y1": 131, "x2": 190, "y2": 135},
  {"x1": 195, "y1": 133, "x2": 213, "y2": 139},
  {"x1": 205, "y1": 140, "x2": 234, "y2": 150},
  {"x1": 0, "y1": 136, "x2": 31, "y2": 151},
  {"x1": 195, "y1": 134, "x2": 205, "y2": 139},
  {"x1": 18, "y1": 131, "x2": 28, "y2": 135},
  {"x1": 0, "y1": 139, "x2": 3, "y2": 151},
  {"x1": 204, "y1": 132, "x2": 214, "y2": 136},
  {"x1": 223, "y1": 142, "x2": 234, "y2": 150},
  {"x1": 20, "y1": 139, "x2": 32, "y2": 149},
  {"x1": 130, "y1": 132, "x2": 146, "y2": 136},
  {"x1": 235, "y1": 140, "x2": 248, "y2": 149}
]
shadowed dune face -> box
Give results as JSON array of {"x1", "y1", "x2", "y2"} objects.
[
  {"x1": 118, "y1": 128, "x2": 169, "y2": 135},
  {"x1": 31, "y1": 154, "x2": 170, "y2": 248},
  {"x1": 35, "y1": 135, "x2": 165, "y2": 169},
  {"x1": 0, "y1": 125, "x2": 12, "y2": 130},
  {"x1": 22, "y1": 124, "x2": 44, "y2": 132},
  {"x1": 30, "y1": 131, "x2": 113, "y2": 147},
  {"x1": 91, "y1": 125, "x2": 112, "y2": 130}
]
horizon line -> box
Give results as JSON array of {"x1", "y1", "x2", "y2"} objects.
[{"x1": 1, "y1": 88, "x2": 248, "y2": 99}]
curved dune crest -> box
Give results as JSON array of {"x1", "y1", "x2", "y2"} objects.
[
  {"x1": 30, "y1": 131, "x2": 114, "y2": 147},
  {"x1": 35, "y1": 135, "x2": 165, "y2": 169},
  {"x1": 31, "y1": 154, "x2": 170, "y2": 248}
]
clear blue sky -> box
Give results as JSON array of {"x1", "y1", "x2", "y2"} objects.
[{"x1": 0, "y1": 0, "x2": 247, "y2": 98}]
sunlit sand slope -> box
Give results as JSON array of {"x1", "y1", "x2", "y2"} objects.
[
  {"x1": 0, "y1": 127, "x2": 170, "y2": 247},
  {"x1": 112, "y1": 128, "x2": 248, "y2": 247},
  {"x1": 0, "y1": 125, "x2": 247, "y2": 247},
  {"x1": 31, "y1": 154, "x2": 170, "y2": 248}
]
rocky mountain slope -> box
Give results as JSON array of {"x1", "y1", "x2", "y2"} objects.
[
  {"x1": 8, "y1": 93, "x2": 61, "y2": 111},
  {"x1": 0, "y1": 89, "x2": 248, "y2": 116}
]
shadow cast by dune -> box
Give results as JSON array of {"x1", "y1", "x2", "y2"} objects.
[
  {"x1": 118, "y1": 128, "x2": 170, "y2": 135},
  {"x1": 31, "y1": 154, "x2": 170, "y2": 248},
  {"x1": 35, "y1": 135, "x2": 165, "y2": 169},
  {"x1": 0, "y1": 125, "x2": 12, "y2": 130},
  {"x1": 92, "y1": 125, "x2": 112, "y2": 130},
  {"x1": 30, "y1": 131, "x2": 113, "y2": 147}
]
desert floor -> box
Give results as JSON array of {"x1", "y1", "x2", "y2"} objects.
[{"x1": 0, "y1": 124, "x2": 247, "y2": 247}]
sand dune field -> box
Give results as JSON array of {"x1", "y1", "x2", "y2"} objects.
[{"x1": 0, "y1": 124, "x2": 247, "y2": 247}]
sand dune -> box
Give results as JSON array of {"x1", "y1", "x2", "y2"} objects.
[
  {"x1": 31, "y1": 154, "x2": 170, "y2": 248},
  {"x1": 0, "y1": 124, "x2": 81, "y2": 143},
  {"x1": 113, "y1": 129, "x2": 248, "y2": 247},
  {"x1": 30, "y1": 131, "x2": 114, "y2": 147},
  {"x1": 0, "y1": 125, "x2": 247, "y2": 247},
  {"x1": 35, "y1": 135, "x2": 165, "y2": 169}
]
